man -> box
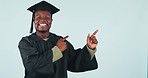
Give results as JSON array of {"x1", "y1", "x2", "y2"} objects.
[{"x1": 18, "y1": 1, "x2": 99, "y2": 78}]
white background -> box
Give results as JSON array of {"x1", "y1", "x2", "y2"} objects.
[{"x1": 0, "y1": 0, "x2": 147, "y2": 78}]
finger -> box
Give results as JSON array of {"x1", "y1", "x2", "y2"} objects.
[
  {"x1": 58, "y1": 38, "x2": 63, "y2": 41},
  {"x1": 87, "y1": 33, "x2": 90, "y2": 43},
  {"x1": 92, "y1": 37, "x2": 98, "y2": 44},
  {"x1": 62, "y1": 35, "x2": 69, "y2": 41},
  {"x1": 89, "y1": 36, "x2": 98, "y2": 44},
  {"x1": 91, "y1": 29, "x2": 99, "y2": 37}
]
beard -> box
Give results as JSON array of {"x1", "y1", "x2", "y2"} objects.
[
  {"x1": 36, "y1": 28, "x2": 50, "y2": 33},
  {"x1": 38, "y1": 30, "x2": 48, "y2": 33},
  {"x1": 35, "y1": 25, "x2": 51, "y2": 33}
]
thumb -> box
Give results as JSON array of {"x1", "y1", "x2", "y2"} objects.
[
  {"x1": 87, "y1": 33, "x2": 90, "y2": 43},
  {"x1": 62, "y1": 35, "x2": 69, "y2": 41}
]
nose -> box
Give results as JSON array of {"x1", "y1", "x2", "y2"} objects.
[{"x1": 39, "y1": 18, "x2": 47, "y2": 23}]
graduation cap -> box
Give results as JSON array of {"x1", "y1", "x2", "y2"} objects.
[{"x1": 27, "y1": 1, "x2": 60, "y2": 33}]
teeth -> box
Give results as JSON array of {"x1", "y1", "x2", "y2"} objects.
[{"x1": 39, "y1": 24, "x2": 47, "y2": 26}]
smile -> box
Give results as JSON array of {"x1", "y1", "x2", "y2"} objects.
[{"x1": 39, "y1": 24, "x2": 48, "y2": 27}]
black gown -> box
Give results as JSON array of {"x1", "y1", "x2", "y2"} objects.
[{"x1": 18, "y1": 33, "x2": 98, "y2": 78}]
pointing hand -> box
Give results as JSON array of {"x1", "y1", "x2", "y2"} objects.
[
  {"x1": 87, "y1": 30, "x2": 99, "y2": 49},
  {"x1": 56, "y1": 36, "x2": 69, "y2": 52}
]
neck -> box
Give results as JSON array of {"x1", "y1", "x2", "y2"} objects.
[{"x1": 36, "y1": 31, "x2": 50, "y2": 39}]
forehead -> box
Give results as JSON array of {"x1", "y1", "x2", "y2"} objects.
[{"x1": 35, "y1": 10, "x2": 52, "y2": 15}]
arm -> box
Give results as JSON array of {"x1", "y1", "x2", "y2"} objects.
[
  {"x1": 67, "y1": 30, "x2": 99, "y2": 72},
  {"x1": 52, "y1": 46, "x2": 63, "y2": 62},
  {"x1": 18, "y1": 37, "x2": 54, "y2": 77},
  {"x1": 67, "y1": 42, "x2": 98, "y2": 72},
  {"x1": 86, "y1": 45, "x2": 97, "y2": 60}
]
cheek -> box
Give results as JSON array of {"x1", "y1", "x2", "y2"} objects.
[
  {"x1": 34, "y1": 21, "x2": 38, "y2": 26},
  {"x1": 47, "y1": 20, "x2": 52, "y2": 24}
]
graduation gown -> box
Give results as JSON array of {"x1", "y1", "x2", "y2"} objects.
[{"x1": 18, "y1": 33, "x2": 98, "y2": 78}]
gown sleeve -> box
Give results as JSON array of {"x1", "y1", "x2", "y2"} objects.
[
  {"x1": 18, "y1": 37, "x2": 54, "y2": 77},
  {"x1": 67, "y1": 41, "x2": 98, "y2": 72}
]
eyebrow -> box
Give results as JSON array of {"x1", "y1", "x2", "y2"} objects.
[{"x1": 35, "y1": 13, "x2": 51, "y2": 16}]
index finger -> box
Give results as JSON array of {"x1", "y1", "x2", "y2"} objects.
[
  {"x1": 62, "y1": 35, "x2": 69, "y2": 41},
  {"x1": 91, "y1": 29, "x2": 99, "y2": 36}
]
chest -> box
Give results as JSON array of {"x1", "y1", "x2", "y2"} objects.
[{"x1": 38, "y1": 40, "x2": 55, "y2": 53}]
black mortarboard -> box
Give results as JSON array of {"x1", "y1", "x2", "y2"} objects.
[{"x1": 27, "y1": 1, "x2": 60, "y2": 33}]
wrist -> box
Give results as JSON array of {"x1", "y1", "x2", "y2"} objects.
[{"x1": 86, "y1": 44, "x2": 96, "y2": 50}]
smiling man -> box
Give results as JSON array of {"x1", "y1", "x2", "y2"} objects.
[{"x1": 18, "y1": 1, "x2": 99, "y2": 78}]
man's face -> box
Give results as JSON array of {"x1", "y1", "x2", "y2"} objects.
[{"x1": 34, "y1": 10, "x2": 52, "y2": 33}]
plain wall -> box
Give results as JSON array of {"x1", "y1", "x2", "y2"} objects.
[{"x1": 0, "y1": 0, "x2": 147, "y2": 78}]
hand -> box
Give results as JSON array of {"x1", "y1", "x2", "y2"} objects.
[
  {"x1": 87, "y1": 30, "x2": 99, "y2": 49},
  {"x1": 56, "y1": 36, "x2": 69, "y2": 52}
]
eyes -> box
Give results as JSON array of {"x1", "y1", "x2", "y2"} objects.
[{"x1": 34, "y1": 15, "x2": 52, "y2": 21}]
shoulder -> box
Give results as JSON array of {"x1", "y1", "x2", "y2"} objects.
[
  {"x1": 20, "y1": 34, "x2": 34, "y2": 41},
  {"x1": 50, "y1": 32, "x2": 73, "y2": 46},
  {"x1": 49, "y1": 32, "x2": 63, "y2": 42},
  {"x1": 50, "y1": 32, "x2": 62, "y2": 38},
  {"x1": 18, "y1": 33, "x2": 36, "y2": 47}
]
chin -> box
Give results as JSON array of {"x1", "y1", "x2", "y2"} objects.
[{"x1": 37, "y1": 29, "x2": 49, "y2": 33}]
